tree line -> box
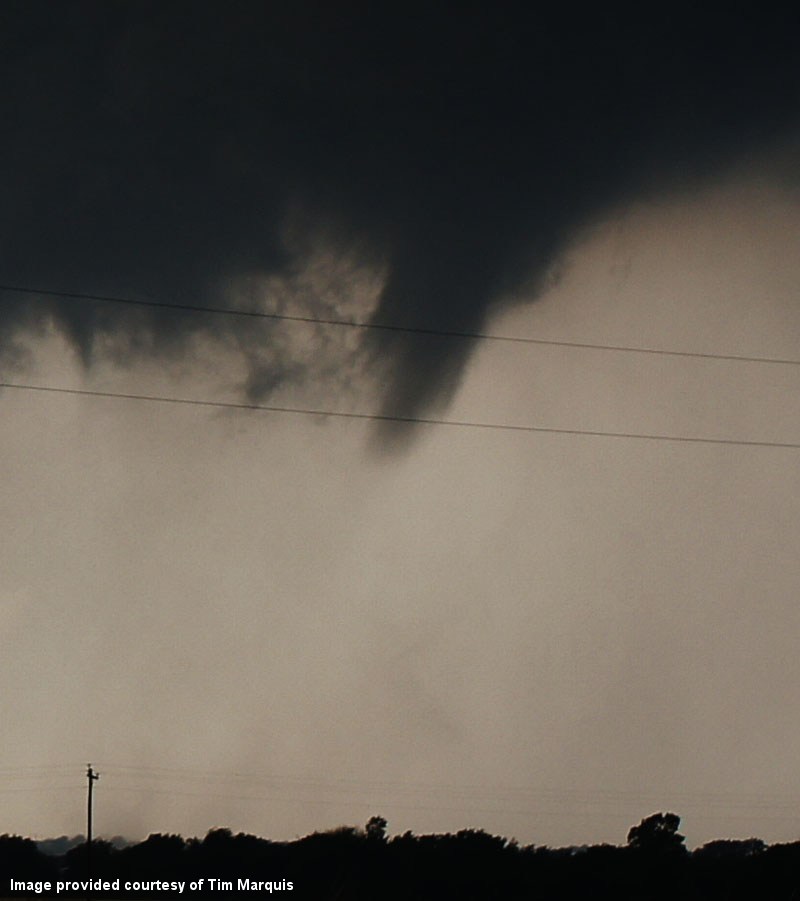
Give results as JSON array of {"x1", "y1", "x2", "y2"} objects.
[{"x1": 3, "y1": 812, "x2": 800, "y2": 899}]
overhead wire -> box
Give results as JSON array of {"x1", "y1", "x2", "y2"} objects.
[
  {"x1": 2, "y1": 281, "x2": 799, "y2": 448},
  {"x1": 90, "y1": 762, "x2": 800, "y2": 811},
  {"x1": 25, "y1": 762, "x2": 800, "y2": 826},
  {"x1": 6, "y1": 763, "x2": 800, "y2": 829},
  {"x1": 1, "y1": 282, "x2": 799, "y2": 367},
  {"x1": 2, "y1": 380, "x2": 799, "y2": 449},
  {"x1": 2, "y1": 286, "x2": 798, "y2": 831}
]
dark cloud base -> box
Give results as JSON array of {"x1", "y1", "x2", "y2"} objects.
[{"x1": 1, "y1": 2, "x2": 797, "y2": 445}]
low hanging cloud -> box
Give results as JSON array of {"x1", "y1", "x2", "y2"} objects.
[{"x1": 1, "y1": 3, "x2": 797, "y2": 444}]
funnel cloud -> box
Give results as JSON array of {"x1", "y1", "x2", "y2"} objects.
[{"x1": 1, "y1": 3, "x2": 798, "y2": 440}]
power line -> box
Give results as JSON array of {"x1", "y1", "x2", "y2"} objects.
[
  {"x1": 0, "y1": 764, "x2": 84, "y2": 774},
  {"x1": 11, "y1": 761, "x2": 800, "y2": 827},
  {"x1": 81, "y1": 781, "x2": 800, "y2": 826},
  {"x1": 94, "y1": 765, "x2": 800, "y2": 812},
  {"x1": 2, "y1": 282, "x2": 799, "y2": 367},
  {"x1": 3, "y1": 379, "x2": 800, "y2": 450},
  {"x1": 9, "y1": 762, "x2": 800, "y2": 817},
  {"x1": 18, "y1": 761, "x2": 800, "y2": 815}
]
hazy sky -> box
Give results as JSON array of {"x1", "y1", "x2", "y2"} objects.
[{"x1": 1, "y1": 3, "x2": 800, "y2": 850}]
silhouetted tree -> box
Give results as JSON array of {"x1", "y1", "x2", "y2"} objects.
[
  {"x1": 627, "y1": 812, "x2": 686, "y2": 855},
  {"x1": 366, "y1": 815, "x2": 388, "y2": 842},
  {"x1": 0, "y1": 834, "x2": 57, "y2": 883},
  {"x1": 116, "y1": 832, "x2": 186, "y2": 880},
  {"x1": 693, "y1": 838, "x2": 765, "y2": 860},
  {"x1": 63, "y1": 838, "x2": 116, "y2": 880}
]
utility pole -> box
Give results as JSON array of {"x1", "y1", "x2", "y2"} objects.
[{"x1": 86, "y1": 765, "x2": 99, "y2": 879}]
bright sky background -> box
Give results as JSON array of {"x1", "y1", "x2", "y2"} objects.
[{"x1": 3, "y1": 160, "x2": 800, "y2": 850}]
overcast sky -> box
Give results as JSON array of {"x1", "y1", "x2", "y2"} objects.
[{"x1": 1, "y1": 2, "x2": 800, "y2": 850}]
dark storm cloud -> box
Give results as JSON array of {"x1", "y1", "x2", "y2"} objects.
[{"x1": 1, "y1": 2, "x2": 797, "y2": 439}]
